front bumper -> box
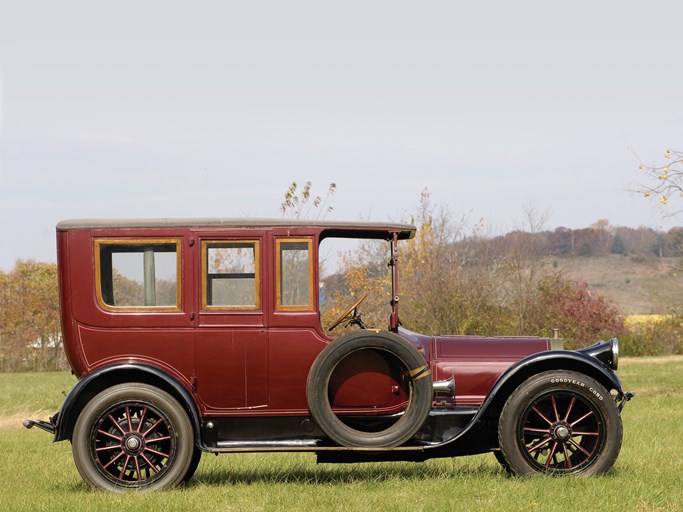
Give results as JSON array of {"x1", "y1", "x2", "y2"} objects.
[{"x1": 23, "y1": 414, "x2": 58, "y2": 435}]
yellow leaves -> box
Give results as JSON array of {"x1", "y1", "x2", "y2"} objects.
[
  {"x1": 665, "y1": 150, "x2": 672, "y2": 159},
  {"x1": 644, "y1": 192, "x2": 651, "y2": 197},
  {"x1": 660, "y1": 196, "x2": 668, "y2": 205}
]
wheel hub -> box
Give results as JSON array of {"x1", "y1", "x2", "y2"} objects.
[
  {"x1": 551, "y1": 422, "x2": 571, "y2": 442},
  {"x1": 123, "y1": 434, "x2": 145, "y2": 455}
]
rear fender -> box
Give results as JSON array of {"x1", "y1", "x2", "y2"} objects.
[{"x1": 53, "y1": 364, "x2": 202, "y2": 446}]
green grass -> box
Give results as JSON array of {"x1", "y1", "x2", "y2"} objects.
[{"x1": 2, "y1": 358, "x2": 682, "y2": 512}]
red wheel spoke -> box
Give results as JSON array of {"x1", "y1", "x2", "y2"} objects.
[
  {"x1": 145, "y1": 435, "x2": 171, "y2": 443},
  {"x1": 570, "y1": 410, "x2": 594, "y2": 427},
  {"x1": 95, "y1": 444, "x2": 122, "y2": 453},
  {"x1": 562, "y1": 396, "x2": 576, "y2": 422},
  {"x1": 572, "y1": 430, "x2": 599, "y2": 436},
  {"x1": 108, "y1": 414, "x2": 128, "y2": 435},
  {"x1": 544, "y1": 442, "x2": 559, "y2": 469},
  {"x1": 136, "y1": 407, "x2": 148, "y2": 433},
  {"x1": 142, "y1": 418, "x2": 165, "y2": 437},
  {"x1": 527, "y1": 436, "x2": 552, "y2": 454},
  {"x1": 125, "y1": 406, "x2": 133, "y2": 432},
  {"x1": 562, "y1": 444, "x2": 573, "y2": 469},
  {"x1": 97, "y1": 429, "x2": 122, "y2": 442},
  {"x1": 551, "y1": 395, "x2": 560, "y2": 422},
  {"x1": 144, "y1": 447, "x2": 170, "y2": 458},
  {"x1": 134, "y1": 456, "x2": 142, "y2": 481},
  {"x1": 119, "y1": 455, "x2": 131, "y2": 480},
  {"x1": 140, "y1": 453, "x2": 159, "y2": 474},
  {"x1": 102, "y1": 451, "x2": 125, "y2": 470},
  {"x1": 568, "y1": 438, "x2": 593, "y2": 458},
  {"x1": 523, "y1": 427, "x2": 550, "y2": 434},
  {"x1": 531, "y1": 406, "x2": 553, "y2": 426}
]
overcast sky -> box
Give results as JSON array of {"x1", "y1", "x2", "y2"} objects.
[{"x1": 1, "y1": 1, "x2": 682, "y2": 269}]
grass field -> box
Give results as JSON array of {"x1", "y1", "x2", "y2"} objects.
[{"x1": 1, "y1": 357, "x2": 681, "y2": 512}]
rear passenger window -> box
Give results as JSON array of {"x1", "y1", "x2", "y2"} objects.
[
  {"x1": 202, "y1": 241, "x2": 260, "y2": 309},
  {"x1": 96, "y1": 240, "x2": 181, "y2": 310},
  {"x1": 276, "y1": 238, "x2": 314, "y2": 310}
]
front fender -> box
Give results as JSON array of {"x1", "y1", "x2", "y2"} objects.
[
  {"x1": 490, "y1": 349, "x2": 624, "y2": 403},
  {"x1": 424, "y1": 349, "x2": 625, "y2": 456},
  {"x1": 53, "y1": 364, "x2": 202, "y2": 445}
]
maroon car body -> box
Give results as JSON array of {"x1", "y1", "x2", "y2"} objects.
[{"x1": 25, "y1": 218, "x2": 631, "y2": 491}]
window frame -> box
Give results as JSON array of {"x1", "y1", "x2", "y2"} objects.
[
  {"x1": 275, "y1": 237, "x2": 315, "y2": 311},
  {"x1": 201, "y1": 239, "x2": 261, "y2": 311},
  {"x1": 94, "y1": 238, "x2": 182, "y2": 312}
]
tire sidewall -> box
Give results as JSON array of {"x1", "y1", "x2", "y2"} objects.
[
  {"x1": 306, "y1": 331, "x2": 432, "y2": 447},
  {"x1": 72, "y1": 383, "x2": 194, "y2": 491},
  {"x1": 498, "y1": 370, "x2": 623, "y2": 476}
]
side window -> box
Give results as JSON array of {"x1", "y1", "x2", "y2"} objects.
[
  {"x1": 96, "y1": 239, "x2": 181, "y2": 310},
  {"x1": 276, "y1": 238, "x2": 314, "y2": 310},
  {"x1": 202, "y1": 240, "x2": 260, "y2": 309}
]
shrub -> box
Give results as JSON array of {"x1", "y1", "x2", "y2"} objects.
[{"x1": 620, "y1": 315, "x2": 683, "y2": 356}]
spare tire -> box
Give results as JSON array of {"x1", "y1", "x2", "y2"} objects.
[{"x1": 306, "y1": 331, "x2": 432, "y2": 447}]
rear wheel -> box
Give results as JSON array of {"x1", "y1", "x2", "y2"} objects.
[
  {"x1": 498, "y1": 370, "x2": 622, "y2": 475},
  {"x1": 182, "y1": 447, "x2": 202, "y2": 484},
  {"x1": 72, "y1": 383, "x2": 195, "y2": 491}
]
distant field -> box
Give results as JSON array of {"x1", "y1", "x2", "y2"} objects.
[
  {"x1": 1, "y1": 358, "x2": 681, "y2": 512},
  {"x1": 555, "y1": 255, "x2": 683, "y2": 315}
]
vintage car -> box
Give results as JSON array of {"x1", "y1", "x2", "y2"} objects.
[{"x1": 25, "y1": 218, "x2": 632, "y2": 491}]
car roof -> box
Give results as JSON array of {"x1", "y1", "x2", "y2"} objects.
[{"x1": 56, "y1": 218, "x2": 417, "y2": 240}]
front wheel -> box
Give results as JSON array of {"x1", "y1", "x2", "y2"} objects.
[
  {"x1": 72, "y1": 383, "x2": 195, "y2": 491},
  {"x1": 498, "y1": 370, "x2": 622, "y2": 475}
]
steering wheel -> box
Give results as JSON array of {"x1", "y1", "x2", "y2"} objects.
[{"x1": 327, "y1": 292, "x2": 369, "y2": 331}]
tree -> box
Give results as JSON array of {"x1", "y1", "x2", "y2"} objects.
[
  {"x1": 526, "y1": 276, "x2": 625, "y2": 349},
  {"x1": 497, "y1": 203, "x2": 551, "y2": 333},
  {"x1": 636, "y1": 149, "x2": 683, "y2": 216},
  {"x1": 610, "y1": 234, "x2": 626, "y2": 255},
  {"x1": 0, "y1": 260, "x2": 66, "y2": 371}
]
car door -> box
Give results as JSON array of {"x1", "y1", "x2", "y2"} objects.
[{"x1": 193, "y1": 232, "x2": 268, "y2": 410}]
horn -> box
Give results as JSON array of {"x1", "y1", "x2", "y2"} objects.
[{"x1": 432, "y1": 376, "x2": 455, "y2": 398}]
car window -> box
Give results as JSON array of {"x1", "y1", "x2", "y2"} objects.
[
  {"x1": 95, "y1": 239, "x2": 181, "y2": 310},
  {"x1": 276, "y1": 238, "x2": 314, "y2": 310},
  {"x1": 202, "y1": 240, "x2": 260, "y2": 309}
]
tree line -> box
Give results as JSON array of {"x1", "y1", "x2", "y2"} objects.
[{"x1": 485, "y1": 221, "x2": 683, "y2": 259}]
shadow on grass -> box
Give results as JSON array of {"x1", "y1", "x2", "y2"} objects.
[
  {"x1": 56, "y1": 462, "x2": 626, "y2": 492},
  {"x1": 187, "y1": 456, "x2": 505, "y2": 487}
]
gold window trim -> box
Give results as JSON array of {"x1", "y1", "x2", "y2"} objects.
[
  {"x1": 94, "y1": 238, "x2": 182, "y2": 312},
  {"x1": 201, "y1": 239, "x2": 261, "y2": 311},
  {"x1": 275, "y1": 238, "x2": 315, "y2": 311}
]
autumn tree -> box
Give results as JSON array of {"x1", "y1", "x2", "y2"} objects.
[
  {"x1": 525, "y1": 276, "x2": 625, "y2": 349},
  {"x1": 637, "y1": 148, "x2": 683, "y2": 216},
  {"x1": 0, "y1": 260, "x2": 66, "y2": 371},
  {"x1": 321, "y1": 189, "x2": 506, "y2": 336}
]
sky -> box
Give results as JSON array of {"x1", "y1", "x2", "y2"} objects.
[{"x1": 1, "y1": 1, "x2": 682, "y2": 269}]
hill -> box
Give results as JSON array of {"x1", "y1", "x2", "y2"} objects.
[{"x1": 554, "y1": 254, "x2": 682, "y2": 315}]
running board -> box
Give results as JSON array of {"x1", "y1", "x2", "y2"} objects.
[{"x1": 209, "y1": 440, "x2": 426, "y2": 454}]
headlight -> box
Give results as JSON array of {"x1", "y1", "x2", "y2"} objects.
[
  {"x1": 577, "y1": 338, "x2": 619, "y2": 371},
  {"x1": 610, "y1": 337, "x2": 619, "y2": 371}
]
